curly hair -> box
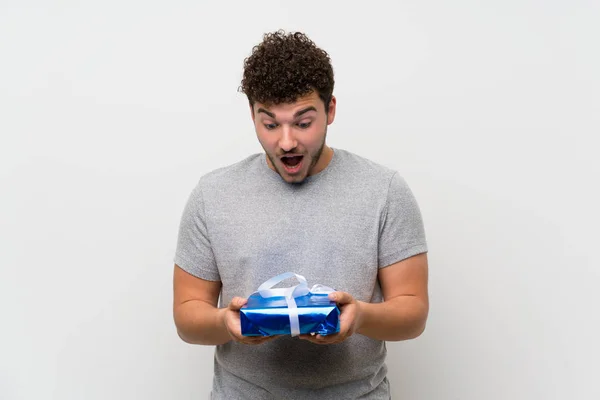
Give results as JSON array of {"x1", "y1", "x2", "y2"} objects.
[{"x1": 239, "y1": 30, "x2": 335, "y2": 109}]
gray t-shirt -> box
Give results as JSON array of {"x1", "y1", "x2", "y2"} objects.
[{"x1": 175, "y1": 148, "x2": 428, "y2": 399}]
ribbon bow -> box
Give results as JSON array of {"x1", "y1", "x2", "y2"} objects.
[{"x1": 255, "y1": 272, "x2": 335, "y2": 337}]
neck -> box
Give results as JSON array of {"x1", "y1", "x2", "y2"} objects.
[{"x1": 308, "y1": 145, "x2": 333, "y2": 176}]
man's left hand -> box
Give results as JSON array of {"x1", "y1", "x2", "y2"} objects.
[{"x1": 299, "y1": 291, "x2": 363, "y2": 345}]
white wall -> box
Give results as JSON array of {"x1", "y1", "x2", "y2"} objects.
[{"x1": 1, "y1": 1, "x2": 598, "y2": 399}]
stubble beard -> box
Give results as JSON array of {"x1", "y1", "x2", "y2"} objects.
[{"x1": 266, "y1": 128, "x2": 327, "y2": 184}]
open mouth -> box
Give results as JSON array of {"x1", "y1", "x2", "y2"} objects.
[{"x1": 280, "y1": 155, "x2": 304, "y2": 173}]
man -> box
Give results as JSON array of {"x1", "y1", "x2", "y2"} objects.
[{"x1": 173, "y1": 30, "x2": 429, "y2": 399}]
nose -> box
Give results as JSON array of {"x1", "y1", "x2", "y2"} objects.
[{"x1": 278, "y1": 125, "x2": 297, "y2": 152}]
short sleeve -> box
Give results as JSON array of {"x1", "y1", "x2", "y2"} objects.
[
  {"x1": 174, "y1": 185, "x2": 220, "y2": 281},
  {"x1": 378, "y1": 173, "x2": 428, "y2": 268}
]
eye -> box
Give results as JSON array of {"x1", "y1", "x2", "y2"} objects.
[
  {"x1": 297, "y1": 121, "x2": 312, "y2": 129},
  {"x1": 264, "y1": 123, "x2": 279, "y2": 130}
]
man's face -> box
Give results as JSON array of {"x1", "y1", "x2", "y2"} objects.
[{"x1": 251, "y1": 91, "x2": 336, "y2": 184}]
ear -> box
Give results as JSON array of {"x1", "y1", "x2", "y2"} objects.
[
  {"x1": 327, "y1": 95, "x2": 337, "y2": 125},
  {"x1": 249, "y1": 103, "x2": 255, "y2": 122}
]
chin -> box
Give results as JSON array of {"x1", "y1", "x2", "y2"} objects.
[
  {"x1": 278, "y1": 170, "x2": 308, "y2": 184},
  {"x1": 283, "y1": 175, "x2": 307, "y2": 184}
]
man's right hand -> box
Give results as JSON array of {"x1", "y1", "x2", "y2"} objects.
[{"x1": 220, "y1": 296, "x2": 280, "y2": 345}]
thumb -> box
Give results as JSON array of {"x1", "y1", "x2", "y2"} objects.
[
  {"x1": 228, "y1": 296, "x2": 247, "y2": 311},
  {"x1": 329, "y1": 291, "x2": 353, "y2": 305}
]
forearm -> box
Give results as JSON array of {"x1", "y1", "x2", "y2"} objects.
[
  {"x1": 356, "y1": 296, "x2": 428, "y2": 341},
  {"x1": 174, "y1": 300, "x2": 230, "y2": 345}
]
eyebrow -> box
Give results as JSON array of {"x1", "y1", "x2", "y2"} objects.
[{"x1": 257, "y1": 106, "x2": 317, "y2": 119}]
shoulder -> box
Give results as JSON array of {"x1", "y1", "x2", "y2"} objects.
[
  {"x1": 194, "y1": 153, "x2": 264, "y2": 191},
  {"x1": 332, "y1": 148, "x2": 402, "y2": 188},
  {"x1": 182, "y1": 154, "x2": 264, "y2": 208}
]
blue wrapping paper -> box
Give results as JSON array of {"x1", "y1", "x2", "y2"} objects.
[{"x1": 240, "y1": 292, "x2": 340, "y2": 336}]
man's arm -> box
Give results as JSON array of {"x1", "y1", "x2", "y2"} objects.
[
  {"x1": 356, "y1": 252, "x2": 429, "y2": 341},
  {"x1": 173, "y1": 264, "x2": 229, "y2": 345},
  {"x1": 173, "y1": 264, "x2": 278, "y2": 345},
  {"x1": 299, "y1": 252, "x2": 428, "y2": 344}
]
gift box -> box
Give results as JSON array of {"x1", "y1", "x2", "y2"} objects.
[{"x1": 240, "y1": 272, "x2": 340, "y2": 337}]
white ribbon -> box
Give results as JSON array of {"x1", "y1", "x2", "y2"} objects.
[{"x1": 255, "y1": 272, "x2": 335, "y2": 336}]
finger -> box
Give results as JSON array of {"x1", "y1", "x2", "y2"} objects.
[
  {"x1": 223, "y1": 308, "x2": 243, "y2": 338},
  {"x1": 328, "y1": 291, "x2": 353, "y2": 305},
  {"x1": 242, "y1": 337, "x2": 268, "y2": 345},
  {"x1": 299, "y1": 333, "x2": 338, "y2": 344},
  {"x1": 240, "y1": 334, "x2": 280, "y2": 345},
  {"x1": 253, "y1": 335, "x2": 280, "y2": 344},
  {"x1": 298, "y1": 335, "x2": 323, "y2": 344},
  {"x1": 337, "y1": 312, "x2": 356, "y2": 338},
  {"x1": 228, "y1": 296, "x2": 247, "y2": 311},
  {"x1": 338, "y1": 304, "x2": 356, "y2": 323},
  {"x1": 315, "y1": 333, "x2": 342, "y2": 344},
  {"x1": 225, "y1": 320, "x2": 243, "y2": 340}
]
